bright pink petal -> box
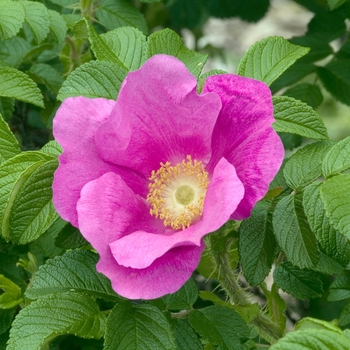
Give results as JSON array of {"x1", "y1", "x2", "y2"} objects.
[
  {"x1": 95, "y1": 54, "x2": 222, "y2": 176},
  {"x1": 109, "y1": 158, "x2": 244, "y2": 269},
  {"x1": 203, "y1": 74, "x2": 284, "y2": 219},
  {"x1": 52, "y1": 97, "x2": 147, "y2": 226}
]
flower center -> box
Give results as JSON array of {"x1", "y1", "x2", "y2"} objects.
[{"x1": 147, "y1": 155, "x2": 209, "y2": 230}]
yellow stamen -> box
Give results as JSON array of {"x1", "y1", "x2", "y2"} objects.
[{"x1": 147, "y1": 155, "x2": 209, "y2": 230}]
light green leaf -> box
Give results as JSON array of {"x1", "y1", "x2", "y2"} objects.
[
  {"x1": 96, "y1": 0, "x2": 148, "y2": 34},
  {"x1": 188, "y1": 305, "x2": 249, "y2": 350},
  {"x1": 237, "y1": 36, "x2": 310, "y2": 86},
  {"x1": 8, "y1": 159, "x2": 59, "y2": 244},
  {"x1": 327, "y1": 0, "x2": 347, "y2": 10},
  {"x1": 273, "y1": 262, "x2": 323, "y2": 300},
  {"x1": 7, "y1": 292, "x2": 106, "y2": 350},
  {"x1": 320, "y1": 174, "x2": 350, "y2": 239},
  {"x1": 322, "y1": 136, "x2": 350, "y2": 178},
  {"x1": 29, "y1": 63, "x2": 63, "y2": 93},
  {"x1": 57, "y1": 60, "x2": 127, "y2": 101},
  {"x1": 0, "y1": 113, "x2": 20, "y2": 165},
  {"x1": 147, "y1": 28, "x2": 208, "y2": 78},
  {"x1": 239, "y1": 202, "x2": 276, "y2": 286},
  {"x1": 303, "y1": 183, "x2": 350, "y2": 267},
  {"x1": 0, "y1": 66, "x2": 44, "y2": 108},
  {"x1": 283, "y1": 141, "x2": 334, "y2": 190},
  {"x1": 48, "y1": 9, "x2": 67, "y2": 44},
  {"x1": 273, "y1": 194, "x2": 319, "y2": 269},
  {"x1": 328, "y1": 271, "x2": 350, "y2": 301},
  {"x1": 0, "y1": 152, "x2": 52, "y2": 241},
  {"x1": 171, "y1": 318, "x2": 203, "y2": 350},
  {"x1": 296, "y1": 317, "x2": 343, "y2": 333},
  {"x1": 0, "y1": 275, "x2": 23, "y2": 309},
  {"x1": 104, "y1": 301, "x2": 176, "y2": 350},
  {"x1": 269, "y1": 328, "x2": 350, "y2": 350},
  {"x1": 273, "y1": 96, "x2": 328, "y2": 140},
  {"x1": 25, "y1": 250, "x2": 118, "y2": 301},
  {"x1": 40, "y1": 140, "x2": 62, "y2": 157},
  {"x1": 22, "y1": 1, "x2": 50, "y2": 44},
  {"x1": 0, "y1": 0, "x2": 25, "y2": 40},
  {"x1": 101, "y1": 26, "x2": 148, "y2": 71}
]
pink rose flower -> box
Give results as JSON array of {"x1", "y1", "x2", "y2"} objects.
[{"x1": 53, "y1": 54, "x2": 284, "y2": 300}]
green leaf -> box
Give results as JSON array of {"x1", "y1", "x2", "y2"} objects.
[
  {"x1": 171, "y1": 318, "x2": 203, "y2": 350},
  {"x1": 28, "y1": 63, "x2": 63, "y2": 94},
  {"x1": 0, "y1": 67, "x2": 44, "y2": 108},
  {"x1": 314, "y1": 250, "x2": 345, "y2": 275},
  {"x1": 197, "y1": 69, "x2": 227, "y2": 93},
  {"x1": 322, "y1": 136, "x2": 350, "y2": 178},
  {"x1": 100, "y1": 26, "x2": 148, "y2": 71},
  {"x1": 284, "y1": 83, "x2": 323, "y2": 109},
  {"x1": 269, "y1": 328, "x2": 350, "y2": 350},
  {"x1": 22, "y1": 1, "x2": 50, "y2": 44},
  {"x1": 25, "y1": 249, "x2": 117, "y2": 301},
  {"x1": 40, "y1": 140, "x2": 62, "y2": 157},
  {"x1": 273, "y1": 262, "x2": 323, "y2": 300},
  {"x1": 188, "y1": 305, "x2": 249, "y2": 350},
  {"x1": 0, "y1": 307, "x2": 16, "y2": 334},
  {"x1": 147, "y1": 28, "x2": 208, "y2": 78},
  {"x1": 296, "y1": 317, "x2": 343, "y2": 333},
  {"x1": 158, "y1": 278, "x2": 198, "y2": 311},
  {"x1": 0, "y1": 37, "x2": 31, "y2": 68},
  {"x1": 57, "y1": 60, "x2": 127, "y2": 101},
  {"x1": 0, "y1": 275, "x2": 23, "y2": 309},
  {"x1": 303, "y1": 183, "x2": 350, "y2": 267},
  {"x1": 0, "y1": 151, "x2": 52, "y2": 241},
  {"x1": 339, "y1": 303, "x2": 350, "y2": 326},
  {"x1": 8, "y1": 159, "x2": 59, "y2": 244},
  {"x1": 0, "y1": 0, "x2": 25, "y2": 40},
  {"x1": 7, "y1": 292, "x2": 106, "y2": 350},
  {"x1": 320, "y1": 174, "x2": 350, "y2": 240},
  {"x1": 317, "y1": 61, "x2": 350, "y2": 106},
  {"x1": 0, "y1": 113, "x2": 20, "y2": 165},
  {"x1": 328, "y1": 271, "x2": 350, "y2": 301},
  {"x1": 273, "y1": 96, "x2": 328, "y2": 140},
  {"x1": 237, "y1": 36, "x2": 310, "y2": 86},
  {"x1": 239, "y1": 202, "x2": 276, "y2": 286},
  {"x1": 96, "y1": 0, "x2": 148, "y2": 34},
  {"x1": 273, "y1": 194, "x2": 319, "y2": 269},
  {"x1": 48, "y1": 9, "x2": 67, "y2": 44},
  {"x1": 54, "y1": 222, "x2": 88, "y2": 249},
  {"x1": 104, "y1": 301, "x2": 176, "y2": 350},
  {"x1": 283, "y1": 141, "x2": 334, "y2": 190}
]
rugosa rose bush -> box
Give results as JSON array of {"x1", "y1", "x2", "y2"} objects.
[{"x1": 52, "y1": 54, "x2": 284, "y2": 300}]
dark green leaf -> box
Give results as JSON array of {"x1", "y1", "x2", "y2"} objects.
[
  {"x1": 273, "y1": 262, "x2": 323, "y2": 300},
  {"x1": 28, "y1": 63, "x2": 63, "y2": 93},
  {"x1": 284, "y1": 83, "x2": 323, "y2": 109},
  {"x1": 328, "y1": 271, "x2": 350, "y2": 301},
  {"x1": 54, "y1": 222, "x2": 88, "y2": 249},
  {"x1": 0, "y1": 113, "x2": 20, "y2": 165},
  {"x1": 339, "y1": 303, "x2": 350, "y2": 326},
  {"x1": 0, "y1": 97, "x2": 15, "y2": 121},
  {"x1": 171, "y1": 318, "x2": 203, "y2": 350},
  {"x1": 327, "y1": 0, "x2": 348, "y2": 10},
  {"x1": 104, "y1": 301, "x2": 176, "y2": 350},
  {"x1": 0, "y1": 307, "x2": 16, "y2": 334}
]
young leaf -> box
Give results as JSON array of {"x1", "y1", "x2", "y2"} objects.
[
  {"x1": 273, "y1": 262, "x2": 323, "y2": 300},
  {"x1": 239, "y1": 202, "x2": 276, "y2": 286},
  {"x1": 8, "y1": 159, "x2": 59, "y2": 244},
  {"x1": 25, "y1": 249, "x2": 118, "y2": 301},
  {"x1": 273, "y1": 194, "x2": 319, "y2": 269},
  {"x1": 320, "y1": 174, "x2": 350, "y2": 240},
  {"x1": 272, "y1": 96, "x2": 328, "y2": 140},
  {"x1": 284, "y1": 83, "x2": 323, "y2": 109},
  {"x1": 237, "y1": 36, "x2": 310, "y2": 86},
  {"x1": 0, "y1": 113, "x2": 20, "y2": 165},
  {"x1": 48, "y1": 9, "x2": 67, "y2": 44},
  {"x1": 322, "y1": 136, "x2": 350, "y2": 178},
  {"x1": 101, "y1": 27, "x2": 148, "y2": 71},
  {"x1": 188, "y1": 305, "x2": 249, "y2": 350},
  {"x1": 328, "y1": 271, "x2": 350, "y2": 301},
  {"x1": 22, "y1": 1, "x2": 50, "y2": 44},
  {"x1": 57, "y1": 60, "x2": 127, "y2": 101},
  {"x1": 303, "y1": 183, "x2": 350, "y2": 267},
  {"x1": 0, "y1": 67, "x2": 44, "y2": 108},
  {"x1": 95, "y1": 0, "x2": 148, "y2": 34},
  {"x1": 0, "y1": 275, "x2": 23, "y2": 309},
  {"x1": 7, "y1": 292, "x2": 106, "y2": 350},
  {"x1": 283, "y1": 141, "x2": 334, "y2": 190},
  {"x1": 147, "y1": 28, "x2": 208, "y2": 78},
  {"x1": 171, "y1": 318, "x2": 203, "y2": 350},
  {"x1": 269, "y1": 328, "x2": 350, "y2": 350},
  {"x1": 104, "y1": 301, "x2": 176, "y2": 350},
  {"x1": 0, "y1": 0, "x2": 25, "y2": 40}
]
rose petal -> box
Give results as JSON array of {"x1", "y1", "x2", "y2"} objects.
[
  {"x1": 203, "y1": 74, "x2": 284, "y2": 219},
  {"x1": 110, "y1": 157, "x2": 244, "y2": 269},
  {"x1": 53, "y1": 97, "x2": 147, "y2": 226},
  {"x1": 95, "y1": 54, "x2": 222, "y2": 176}
]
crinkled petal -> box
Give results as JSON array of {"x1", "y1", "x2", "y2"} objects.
[
  {"x1": 53, "y1": 97, "x2": 147, "y2": 226},
  {"x1": 95, "y1": 54, "x2": 222, "y2": 176},
  {"x1": 109, "y1": 158, "x2": 244, "y2": 269},
  {"x1": 203, "y1": 74, "x2": 284, "y2": 219}
]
